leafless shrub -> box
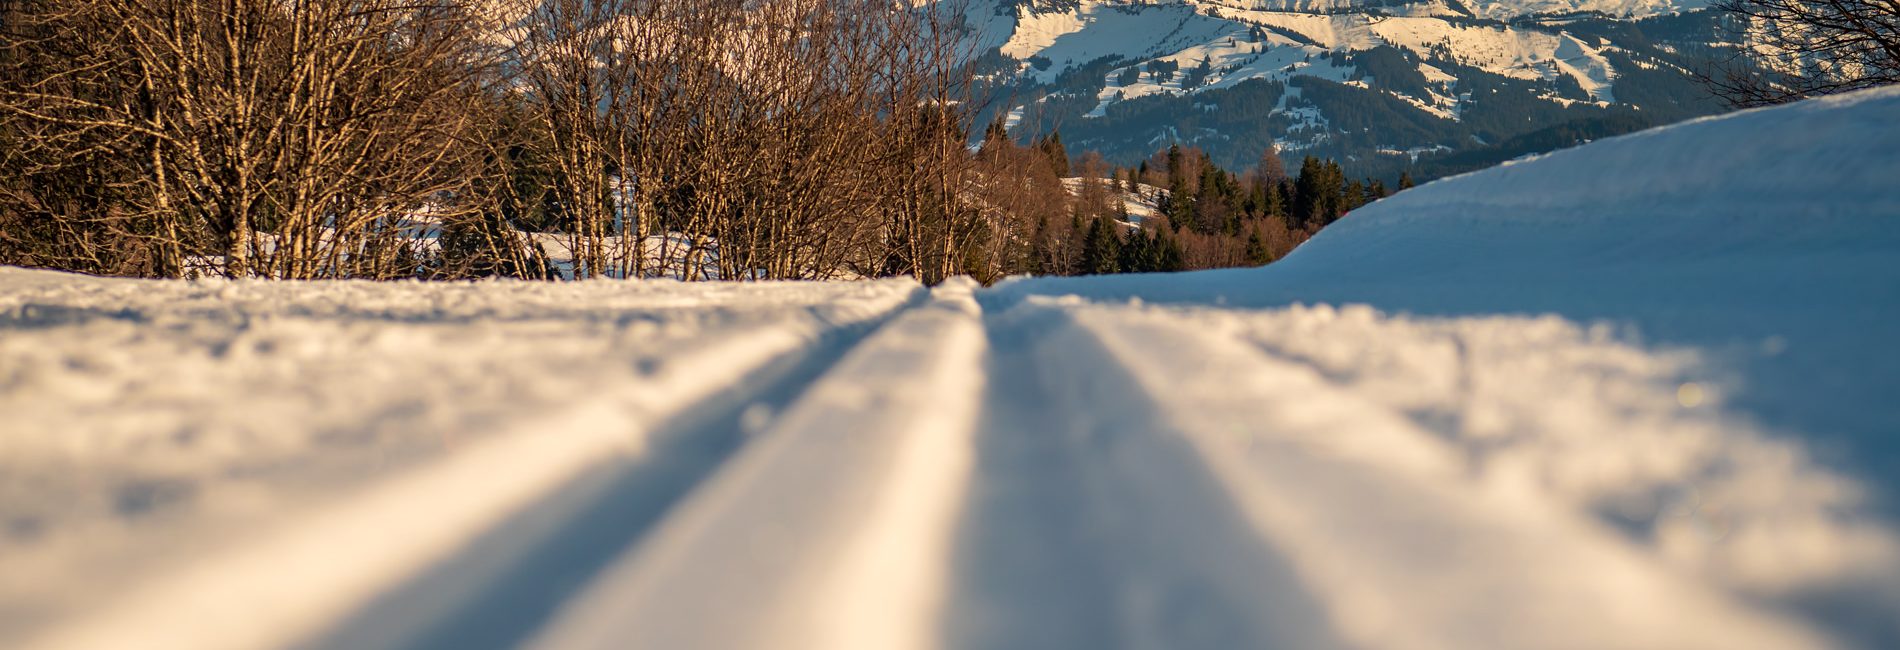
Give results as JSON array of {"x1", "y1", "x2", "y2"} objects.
[
  {"x1": 1710, "y1": 0, "x2": 1900, "y2": 106},
  {"x1": 1, "y1": 0, "x2": 985, "y2": 282},
  {"x1": 0, "y1": 0, "x2": 516, "y2": 279}
]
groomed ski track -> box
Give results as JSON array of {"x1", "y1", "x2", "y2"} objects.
[{"x1": 13, "y1": 279, "x2": 1836, "y2": 650}]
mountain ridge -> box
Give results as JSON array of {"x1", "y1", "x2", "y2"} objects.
[{"x1": 970, "y1": 0, "x2": 1734, "y2": 180}]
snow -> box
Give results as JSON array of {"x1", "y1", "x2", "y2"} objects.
[
  {"x1": 0, "y1": 273, "x2": 921, "y2": 649},
  {"x1": 1454, "y1": 0, "x2": 1712, "y2": 20},
  {"x1": 1201, "y1": 0, "x2": 1712, "y2": 19},
  {"x1": 994, "y1": 1, "x2": 1650, "y2": 132},
  {"x1": 992, "y1": 85, "x2": 1900, "y2": 645},
  {"x1": 1554, "y1": 33, "x2": 1617, "y2": 101},
  {"x1": 529, "y1": 279, "x2": 986, "y2": 650},
  {"x1": 1002, "y1": 2, "x2": 1241, "y2": 84},
  {"x1": 1061, "y1": 176, "x2": 1161, "y2": 224},
  {"x1": 526, "y1": 231, "x2": 734, "y2": 280},
  {"x1": 1004, "y1": 296, "x2": 1833, "y2": 648},
  {"x1": 1360, "y1": 15, "x2": 1622, "y2": 94},
  {"x1": 1211, "y1": 8, "x2": 1382, "y2": 51},
  {"x1": 4, "y1": 88, "x2": 1899, "y2": 649}
]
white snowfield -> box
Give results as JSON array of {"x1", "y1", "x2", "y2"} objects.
[{"x1": 3, "y1": 88, "x2": 1899, "y2": 650}]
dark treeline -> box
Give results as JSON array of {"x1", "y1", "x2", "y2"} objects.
[{"x1": 973, "y1": 118, "x2": 1400, "y2": 278}]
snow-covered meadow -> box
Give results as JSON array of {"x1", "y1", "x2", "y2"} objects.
[{"x1": 2, "y1": 88, "x2": 1898, "y2": 649}]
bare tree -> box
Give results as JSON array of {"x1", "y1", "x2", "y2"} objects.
[
  {"x1": 3, "y1": 0, "x2": 984, "y2": 282},
  {"x1": 0, "y1": 0, "x2": 504, "y2": 279},
  {"x1": 1710, "y1": 0, "x2": 1900, "y2": 105},
  {"x1": 501, "y1": 0, "x2": 980, "y2": 282}
]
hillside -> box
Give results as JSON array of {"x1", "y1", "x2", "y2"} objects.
[{"x1": 973, "y1": 0, "x2": 1735, "y2": 179}]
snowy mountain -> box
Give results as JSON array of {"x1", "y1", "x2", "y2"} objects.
[
  {"x1": 1197, "y1": 0, "x2": 1713, "y2": 21},
  {"x1": 970, "y1": 0, "x2": 1736, "y2": 177}
]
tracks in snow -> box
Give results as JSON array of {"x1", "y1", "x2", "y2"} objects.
[
  {"x1": 948, "y1": 298, "x2": 1345, "y2": 650},
  {"x1": 1027, "y1": 300, "x2": 1829, "y2": 650},
  {"x1": 527, "y1": 279, "x2": 986, "y2": 650},
  {"x1": 309, "y1": 291, "x2": 926, "y2": 650},
  {"x1": 19, "y1": 281, "x2": 922, "y2": 650},
  {"x1": 31, "y1": 283, "x2": 1842, "y2": 650}
]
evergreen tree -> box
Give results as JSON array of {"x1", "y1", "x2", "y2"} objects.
[
  {"x1": 1184, "y1": 56, "x2": 1215, "y2": 89},
  {"x1": 1152, "y1": 227, "x2": 1186, "y2": 271},
  {"x1": 1193, "y1": 163, "x2": 1243, "y2": 236},
  {"x1": 980, "y1": 115, "x2": 1010, "y2": 156},
  {"x1": 1036, "y1": 131, "x2": 1071, "y2": 177},
  {"x1": 1029, "y1": 214, "x2": 1053, "y2": 276},
  {"x1": 1166, "y1": 170, "x2": 1194, "y2": 231},
  {"x1": 1244, "y1": 229, "x2": 1273, "y2": 266},
  {"x1": 1290, "y1": 155, "x2": 1327, "y2": 231},
  {"x1": 1320, "y1": 159, "x2": 1347, "y2": 226},
  {"x1": 1079, "y1": 216, "x2": 1122, "y2": 275},
  {"x1": 1165, "y1": 144, "x2": 1184, "y2": 188},
  {"x1": 1119, "y1": 227, "x2": 1153, "y2": 272},
  {"x1": 1264, "y1": 181, "x2": 1286, "y2": 219},
  {"x1": 1287, "y1": 156, "x2": 1352, "y2": 229},
  {"x1": 1398, "y1": 172, "x2": 1415, "y2": 190}
]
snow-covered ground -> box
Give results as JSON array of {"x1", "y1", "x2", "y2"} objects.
[
  {"x1": 995, "y1": 86, "x2": 1900, "y2": 646},
  {"x1": 3, "y1": 87, "x2": 1898, "y2": 649},
  {"x1": 1061, "y1": 176, "x2": 1163, "y2": 225},
  {"x1": 0, "y1": 275, "x2": 922, "y2": 649}
]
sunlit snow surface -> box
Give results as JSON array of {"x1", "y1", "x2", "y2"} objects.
[
  {"x1": 996, "y1": 86, "x2": 1900, "y2": 646},
  {"x1": 0, "y1": 275, "x2": 924, "y2": 649},
  {"x1": 4, "y1": 88, "x2": 1900, "y2": 650}
]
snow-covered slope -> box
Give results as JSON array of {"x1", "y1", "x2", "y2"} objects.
[
  {"x1": 1198, "y1": 0, "x2": 1710, "y2": 19},
  {"x1": 4, "y1": 90, "x2": 1897, "y2": 650},
  {"x1": 979, "y1": 0, "x2": 1730, "y2": 173},
  {"x1": 997, "y1": 86, "x2": 1900, "y2": 645}
]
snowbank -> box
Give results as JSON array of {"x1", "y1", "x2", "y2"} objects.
[{"x1": 995, "y1": 86, "x2": 1900, "y2": 645}]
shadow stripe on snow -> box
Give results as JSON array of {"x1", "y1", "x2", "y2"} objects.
[
  {"x1": 945, "y1": 295, "x2": 1350, "y2": 650},
  {"x1": 1027, "y1": 296, "x2": 1834, "y2": 650},
  {"x1": 525, "y1": 279, "x2": 988, "y2": 650},
  {"x1": 303, "y1": 284, "x2": 934, "y2": 650},
  {"x1": 22, "y1": 282, "x2": 927, "y2": 650}
]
